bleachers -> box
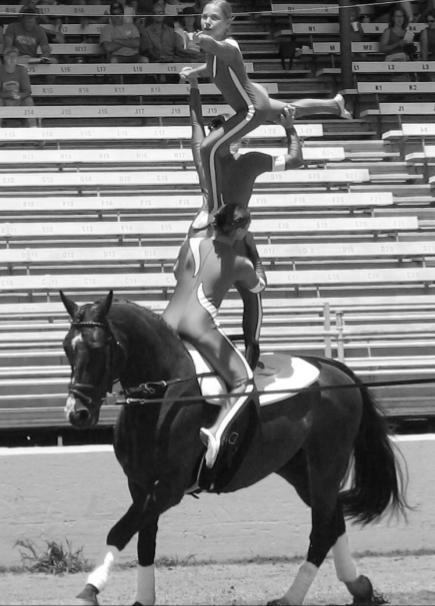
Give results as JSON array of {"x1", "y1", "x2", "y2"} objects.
[{"x1": 0, "y1": 2, "x2": 434, "y2": 434}]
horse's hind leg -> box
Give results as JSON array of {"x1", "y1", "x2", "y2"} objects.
[
  {"x1": 267, "y1": 450, "x2": 321, "y2": 605},
  {"x1": 332, "y1": 534, "x2": 382, "y2": 605},
  {"x1": 269, "y1": 448, "x2": 354, "y2": 605}
]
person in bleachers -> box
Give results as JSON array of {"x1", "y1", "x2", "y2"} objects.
[
  {"x1": 174, "y1": 6, "x2": 205, "y2": 60},
  {"x1": 37, "y1": 0, "x2": 65, "y2": 45},
  {"x1": 100, "y1": 1, "x2": 149, "y2": 63},
  {"x1": 114, "y1": 0, "x2": 137, "y2": 24},
  {"x1": 139, "y1": 0, "x2": 191, "y2": 62},
  {"x1": 0, "y1": 46, "x2": 37, "y2": 127},
  {"x1": 420, "y1": 10, "x2": 435, "y2": 60},
  {"x1": 4, "y1": 5, "x2": 56, "y2": 65},
  {"x1": 379, "y1": 6, "x2": 416, "y2": 61}
]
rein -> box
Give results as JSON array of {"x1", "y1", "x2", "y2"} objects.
[{"x1": 116, "y1": 375, "x2": 435, "y2": 406}]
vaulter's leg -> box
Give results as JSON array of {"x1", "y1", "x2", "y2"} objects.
[{"x1": 264, "y1": 94, "x2": 352, "y2": 123}]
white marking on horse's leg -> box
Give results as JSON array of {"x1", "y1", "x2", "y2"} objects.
[
  {"x1": 134, "y1": 563, "x2": 156, "y2": 605},
  {"x1": 86, "y1": 546, "x2": 119, "y2": 593},
  {"x1": 283, "y1": 561, "x2": 318, "y2": 605},
  {"x1": 332, "y1": 533, "x2": 358, "y2": 583}
]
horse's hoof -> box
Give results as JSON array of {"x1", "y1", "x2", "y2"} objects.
[
  {"x1": 266, "y1": 598, "x2": 290, "y2": 606},
  {"x1": 76, "y1": 583, "x2": 99, "y2": 606},
  {"x1": 345, "y1": 575, "x2": 388, "y2": 605}
]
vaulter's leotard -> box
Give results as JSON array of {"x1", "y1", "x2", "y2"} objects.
[{"x1": 163, "y1": 232, "x2": 265, "y2": 437}]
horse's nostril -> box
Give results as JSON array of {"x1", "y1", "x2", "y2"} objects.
[{"x1": 76, "y1": 409, "x2": 90, "y2": 423}]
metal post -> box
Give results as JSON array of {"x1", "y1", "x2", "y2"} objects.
[{"x1": 339, "y1": 0, "x2": 353, "y2": 90}]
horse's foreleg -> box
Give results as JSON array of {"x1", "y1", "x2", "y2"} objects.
[
  {"x1": 134, "y1": 517, "x2": 159, "y2": 606},
  {"x1": 77, "y1": 491, "x2": 151, "y2": 604}
]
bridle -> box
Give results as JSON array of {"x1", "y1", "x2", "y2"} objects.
[{"x1": 68, "y1": 319, "x2": 120, "y2": 407}]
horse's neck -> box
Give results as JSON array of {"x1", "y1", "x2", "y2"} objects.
[{"x1": 114, "y1": 304, "x2": 197, "y2": 388}]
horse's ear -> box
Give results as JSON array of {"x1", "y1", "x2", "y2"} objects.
[
  {"x1": 59, "y1": 291, "x2": 78, "y2": 319},
  {"x1": 99, "y1": 290, "x2": 114, "y2": 318}
]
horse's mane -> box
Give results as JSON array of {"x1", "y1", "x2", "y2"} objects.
[{"x1": 107, "y1": 298, "x2": 185, "y2": 350}]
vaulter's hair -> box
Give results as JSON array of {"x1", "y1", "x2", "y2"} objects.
[
  {"x1": 203, "y1": 0, "x2": 233, "y2": 21},
  {"x1": 214, "y1": 204, "x2": 251, "y2": 236}
]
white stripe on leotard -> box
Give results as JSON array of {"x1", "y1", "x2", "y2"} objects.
[
  {"x1": 208, "y1": 63, "x2": 256, "y2": 212},
  {"x1": 189, "y1": 236, "x2": 204, "y2": 277},
  {"x1": 253, "y1": 292, "x2": 263, "y2": 342},
  {"x1": 214, "y1": 324, "x2": 254, "y2": 441},
  {"x1": 197, "y1": 283, "x2": 218, "y2": 319}
]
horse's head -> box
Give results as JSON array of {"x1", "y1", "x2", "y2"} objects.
[{"x1": 60, "y1": 290, "x2": 120, "y2": 429}]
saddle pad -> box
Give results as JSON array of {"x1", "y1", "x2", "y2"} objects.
[
  {"x1": 184, "y1": 343, "x2": 319, "y2": 407},
  {"x1": 255, "y1": 352, "x2": 319, "y2": 406}
]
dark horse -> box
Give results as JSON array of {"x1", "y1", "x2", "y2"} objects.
[{"x1": 60, "y1": 291, "x2": 407, "y2": 606}]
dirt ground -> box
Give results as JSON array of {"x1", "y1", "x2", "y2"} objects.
[{"x1": 1, "y1": 554, "x2": 434, "y2": 605}]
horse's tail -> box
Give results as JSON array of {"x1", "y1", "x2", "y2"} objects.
[{"x1": 338, "y1": 366, "x2": 409, "y2": 524}]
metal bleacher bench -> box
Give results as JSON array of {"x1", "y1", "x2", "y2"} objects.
[
  {"x1": 0, "y1": 104, "x2": 235, "y2": 121},
  {"x1": 362, "y1": 103, "x2": 435, "y2": 118},
  {"x1": 0, "y1": 216, "x2": 415, "y2": 243},
  {"x1": 30, "y1": 82, "x2": 280, "y2": 98},
  {"x1": 25, "y1": 62, "x2": 252, "y2": 76},
  {"x1": 358, "y1": 82, "x2": 435, "y2": 95},
  {"x1": 0, "y1": 264, "x2": 430, "y2": 296},
  {"x1": 0, "y1": 124, "x2": 322, "y2": 143},
  {"x1": 0, "y1": 146, "x2": 346, "y2": 167},
  {"x1": 383, "y1": 124, "x2": 435, "y2": 143},
  {"x1": 268, "y1": 3, "x2": 339, "y2": 15},
  {"x1": 0, "y1": 191, "x2": 393, "y2": 217},
  {"x1": 0, "y1": 168, "x2": 370, "y2": 191},
  {"x1": 0, "y1": 239, "x2": 432, "y2": 274},
  {"x1": 353, "y1": 61, "x2": 435, "y2": 74}
]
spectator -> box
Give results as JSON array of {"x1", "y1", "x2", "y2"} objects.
[
  {"x1": 4, "y1": 5, "x2": 56, "y2": 65},
  {"x1": 37, "y1": 0, "x2": 65, "y2": 45},
  {"x1": 0, "y1": 26, "x2": 4, "y2": 57},
  {"x1": 114, "y1": 0, "x2": 137, "y2": 24},
  {"x1": 100, "y1": 1, "x2": 149, "y2": 63},
  {"x1": 174, "y1": 6, "x2": 204, "y2": 60},
  {"x1": 0, "y1": 46, "x2": 37, "y2": 127},
  {"x1": 139, "y1": 0, "x2": 190, "y2": 62},
  {"x1": 421, "y1": 10, "x2": 435, "y2": 61},
  {"x1": 379, "y1": 6, "x2": 416, "y2": 61}
]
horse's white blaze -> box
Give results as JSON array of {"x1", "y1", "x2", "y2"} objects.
[
  {"x1": 332, "y1": 533, "x2": 358, "y2": 583},
  {"x1": 86, "y1": 546, "x2": 119, "y2": 592},
  {"x1": 64, "y1": 394, "x2": 76, "y2": 419},
  {"x1": 135, "y1": 564, "x2": 156, "y2": 605},
  {"x1": 284, "y1": 561, "x2": 318, "y2": 605}
]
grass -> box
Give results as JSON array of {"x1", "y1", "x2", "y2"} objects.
[
  {"x1": 1, "y1": 543, "x2": 434, "y2": 575},
  {"x1": 13, "y1": 539, "x2": 90, "y2": 575}
]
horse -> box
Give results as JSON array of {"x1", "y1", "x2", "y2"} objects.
[{"x1": 60, "y1": 290, "x2": 407, "y2": 606}]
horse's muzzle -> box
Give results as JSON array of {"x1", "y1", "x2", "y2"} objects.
[{"x1": 65, "y1": 393, "x2": 94, "y2": 428}]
